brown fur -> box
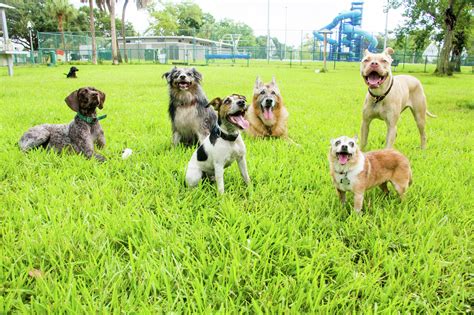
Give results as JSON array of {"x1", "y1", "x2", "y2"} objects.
[
  {"x1": 245, "y1": 77, "x2": 289, "y2": 138},
  {"x1": 329, "y1": 136, "x2": 412, "y2": 213}
]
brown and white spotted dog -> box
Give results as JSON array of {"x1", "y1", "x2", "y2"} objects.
[
  {"x1": 19, "y1": 87, "x2": 107, "y2": 161},
  {"x1": 186, "y1": 94, "x2": 250, "y2": 194},
  {"x1": 163, "y1": 66, "x2": 217, "y2": 146},
  {"x1": 329, "y1": 135, "x2": 412, "y2": 213}
]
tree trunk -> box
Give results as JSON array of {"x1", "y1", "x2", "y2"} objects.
[
  {"x1": 109, "y1": 0, "x2": 119, "y2": 65},
  {"x1": 89, "y1": 0, "x2": 97, "y2": 64},
  {"x1": 58, "y1": 14, "x2": 65, "y2": 51},
  {"x1": 435, "y1": 0, "x2": 456, "y2": 76},
  {"x1": 122, "y1": 0, "x2": 129, "y2": 63}
]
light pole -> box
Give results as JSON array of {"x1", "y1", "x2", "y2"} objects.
[
  {"x1": 284, "y1": 5, "x2": 287, "y2": 60},
  {"x1": 266, "y1": 0, "x2": 270, "y2": 63},
  {"x1": 319, "y1": 29, "x2": 332, "y2": 72},
  {"x1": 383, "y1": 0, "x2": 389, "y2": 50},
  {"x1": 27, "y1": 21, "x2": 34, "y2": 64}
]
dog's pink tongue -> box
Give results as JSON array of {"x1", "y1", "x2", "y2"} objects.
[
  {"x1": 338, "y1": 154, "x2": 349, "y2": 165},
  {"x1": 229, "y1": 115, "x2": 250, "y2": 129},
  {"x1": 367, "y1": 73, "x2": 382, "y2": 87},
  {"x1": 263, "y1": 108, "x2": 273, "y2": 120}
]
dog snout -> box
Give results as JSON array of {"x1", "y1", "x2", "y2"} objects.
[
  {"x1": 341, "y1": 145, "x2": 348, "y2": 151},
  {"x1": 265, "y1": 99, "x2": 273, "y2": 107},
  {"x1": 237, "y1": 100, "x2": 245, "y2": 107},
  {"x1": 370, "y1": 61, "x2": 379, "y2": 67},
  {"x1": 179, "y1": 75, "x2": 186, "y2": 80}
]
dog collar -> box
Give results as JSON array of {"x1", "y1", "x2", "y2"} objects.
[
  {"x1": 211, "y1": 124, "x2": 238, "y2": 142},
  {"x1": 368, "y1": 77, "x2": 394, "y2": 105},
  {"x1": 76, "y1": 112, "x2": 107, "y2": 124},
  {"x1": 337, "y1": 171, "x2": 350, "y2": 185}
]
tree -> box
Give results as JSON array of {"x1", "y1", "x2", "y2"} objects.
[
  {"x1": 46, "y1": 0, "x2": 76, "y2": 50},
  {"x1": 121, "y1": 0, "x2": 151, "y2": 63},
  {"x1": 149, "y1": 1, "x2": 204, "y2": 36},
  {"x1": 80, "y1": 0, "x2": 97, "y2": 64},
  {"x1": 391, "y1": 0, "x2": 473, "y2": 76}
]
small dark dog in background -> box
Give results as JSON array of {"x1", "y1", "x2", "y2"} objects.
[
  {"x1": 65, "y1": 66, "x2": 79, "y2": 78},
  {"x1": 162, "y1": 66, "x2": 216, "y2": 146}
]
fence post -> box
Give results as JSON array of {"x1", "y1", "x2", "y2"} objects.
[
  {"x1": 424, "y1": 55, "x2": 428, "y2": 73},
  {"x1": 290, "y1": 49, "x2": 292, "y2": 68},
  {"x1": 300, "y1": 30, "x2": 303, "y2": 65}
]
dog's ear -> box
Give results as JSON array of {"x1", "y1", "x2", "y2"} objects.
[
  {"x1": 191, "y1": 67, "x2": 203, "y2": 83},
  {"x1": 98, "y1": 90, "x2": 106, "y2": 109},
  {"x1": 254, "y1": 76, "x2": 263, "y2": 90},
  {"x1": 207, "y1": 97, "x2": 222, "y2": 110},
  {"x1": 363, "y1": 49, "x2": 370, "y2": 57},
  {"x1": 162, "y1": 66, "x2": 177, "y2": 83},
  {"x1": 353, "y1": 134, "x2": 358, "y2": 142},
  {"x1": 65, "y1": 90, "x2": 80, "y2": 112},
  {"x1": 330, "y1": 138, "x2": 335, "y2": 146},
  {"x1": 384, "y1": 47, "x2": 394, "y2": 55}
]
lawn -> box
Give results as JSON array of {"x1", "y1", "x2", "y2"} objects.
[{"x1": 1, "y1": 62, "x2": 473, "y2": 312}]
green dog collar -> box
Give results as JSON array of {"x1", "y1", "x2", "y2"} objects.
[{"x1": 76, "y1": 112, "x2": 107, "y2": 124}]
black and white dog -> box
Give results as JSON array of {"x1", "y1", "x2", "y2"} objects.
[
  {"x1": 162, "y1": 67, "x2": 216, "y2": 146},
  {"x1": 186, "y1": 94, "x2": 250, "y2": 194}
]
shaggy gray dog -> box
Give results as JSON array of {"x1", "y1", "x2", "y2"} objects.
[
  {"x1": 19, "y1": 87, "x2": 107, "y2": 161},
  {"x1": 163, "y1": 66, "x2": 216, "y2": 146}
]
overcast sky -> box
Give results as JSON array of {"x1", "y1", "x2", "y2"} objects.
[{"x1": 71, "y1": 0, "x2": 405, "y2": 45}]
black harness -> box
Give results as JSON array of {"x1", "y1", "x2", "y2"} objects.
[
  {"x1": 211, "y1": 124, "x2": 238, "y2": 142},
  {"x1": 368, "y1": 77, "x2": 394, "y2": 105}
]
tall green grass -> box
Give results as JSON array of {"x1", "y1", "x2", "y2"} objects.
[{"x1": 1, "y1": 63, "x2": 473, "y2": 312}]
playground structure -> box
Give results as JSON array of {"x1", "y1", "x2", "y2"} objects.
[{"x1": 313, "y1": 1, "x2": 378, "y2": 61}]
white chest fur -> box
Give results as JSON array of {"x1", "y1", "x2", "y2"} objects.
[
  {"x1": 334, "y1": 154, "x2": 365, "y2": 192},
  {"x1": 196, "y1": 136, "x2": 246, "y2": 174},
  {"x1": 174, "y1": 106, "x2": 200, "y2": 134}
]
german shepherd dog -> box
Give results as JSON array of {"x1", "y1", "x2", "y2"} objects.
[
  {"x1": 163, "y1": 67, "x2": 217, "y2": 146},
  {"x1": 246, "y1": 76, "x2": 289, "y2": 138}
]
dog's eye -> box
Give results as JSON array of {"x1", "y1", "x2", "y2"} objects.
[
  {"x1": 260, "y1": 90, "x2": 265, "y2": 95},
  {"x1": 349, "y1": 142, "x2": 354, "y2": 147},
  {"x1": 382, "y1": 60, "x2": 388, "y2": 63},
  {"x1": 271, "y1": 91, "x2": 276, "y2": 95},
  {"x1": 335, "y1": 141, "x2": 341, "y2": 146}
]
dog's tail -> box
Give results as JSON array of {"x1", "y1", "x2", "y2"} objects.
[
  {"x1": 18, "y1": 126, "x2": 50, "y2": 152},
  {"x1": 426, "y1": 110, "x2": 437, "y2": 118}
]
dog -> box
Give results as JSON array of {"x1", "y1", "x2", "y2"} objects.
[
  {"x1": 163, "y1": 66, "x2": 217, "y2": 146},
  {"x1": 360, "y1": 47, "x2": 436, "y2": 150},
  {"x1": 246, "y1": 76, "x2": 289, "y2": 138},
  {"x1": 65, "y1": 66, "x2": 79, "y2": 78},
  {"x1": 186, "y1": 94, "x2": 250, "y2": 194},
  {"x1": 329, "y1": 135, "x2": 412, "y2": 213},
  {"x1": 19, "y1": 87, "x2": 107, "y2": 162}
]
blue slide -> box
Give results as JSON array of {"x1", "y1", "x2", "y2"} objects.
[{"x1": 313, "y1": 3, "x2": 378, "y2": 56}]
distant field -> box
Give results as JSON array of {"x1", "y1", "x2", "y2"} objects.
[{"x1": 1, "y1": 63, "x2": 473, "y2": 312}]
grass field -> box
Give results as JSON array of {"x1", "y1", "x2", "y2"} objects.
[{"x1": 1, "y1": 62, "x2": 473, "y2": 313}]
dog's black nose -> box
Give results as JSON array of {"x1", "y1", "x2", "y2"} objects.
[
  {"x1": 179, "y1": 75, "x2": 186, "y2": 79},
  {"x1": 341, "y1": 145, "x2": 348, "y2": 151},
  {"x1": 237, "y1": 100, "x2": 245, "y2": 107},
  {"x1": 265, "y1": 99, "x2": 273, "y2": 106}
]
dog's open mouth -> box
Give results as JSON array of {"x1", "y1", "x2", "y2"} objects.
[
  {"x1": 261, "y1": 105, "x2": 274, "y2": 120},
  {"x1": 336, "y1": 152, "x2": 352, "y2": 165},
  {"x1": 227, "y1": 110, "x2": 249, "y2": 129},
  {"x1": 364, "y1": 71, "x2": 387, "y2": 89},
  {"x1": 177, "y1": 81, "x2": 191, "y2": 90}
]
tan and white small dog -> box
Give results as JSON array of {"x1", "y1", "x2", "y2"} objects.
[
  {"x1": 360, "y1": 47, "x2": 436, "y2": 150},
  {"x1": 329, "y1": 135, "x2": 412, "y2": 213},
  {"x1": 186, "y1": 94, "x2": 250, "y2": 194},
  {"x1": 246, "y1": 76, "x2": 289, "y2": 138}
]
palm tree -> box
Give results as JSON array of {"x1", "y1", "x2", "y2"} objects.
[
  {"x1": 96, "y1": 0, "x2": 119, "y2": 64},
  {"x1": 121, "y1": 0, "x2": 151, "y2": 63},
  {"x1": 46, "y1": 0, "x2": 76, "y2": 52},
  {"x1": 80, "y1": 0, "x2": 97, "y2": 64}
]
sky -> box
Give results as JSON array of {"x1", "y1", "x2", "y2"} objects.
[{"x1": 71, "y1": 0, "x2": 406, "y2": 46}]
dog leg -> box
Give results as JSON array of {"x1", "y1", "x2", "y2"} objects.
[
  {"x1": 337, "y1": 189, "x2": 346, "y2": 205},
  {"x1": 172, "y1": 131, "x2": 182, "y2": 146},
  {"x1": 391, "y1": 179, "x2": 409, "y2": 200},
  {"x1": 384, "y1": 118, "x2": 398, "y2": 148},
  {"x1": 185, "y1": 165, "x2": 203, "y2": 188},
  {"x1": 95, "y1": 130, "x2": 106, "y2": 149},
  {"x1": 237, "y1": 157, "x2": 250, "y2": 185},
  {"x1": 353, "y1": 191, "x2": 364, "y2": 213},
  {"x1": 411, "y1": 109, "x2": 427, "y2": 149},
  {"x1": 214, "y1": 164, "x2": 225, "y2": 194},
  {"x1": 360, "y1": 118, "x2": 372, "y2": 150},
  {"x1": 73, "y1": 138, "x2": 105, "y2": 162}
]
